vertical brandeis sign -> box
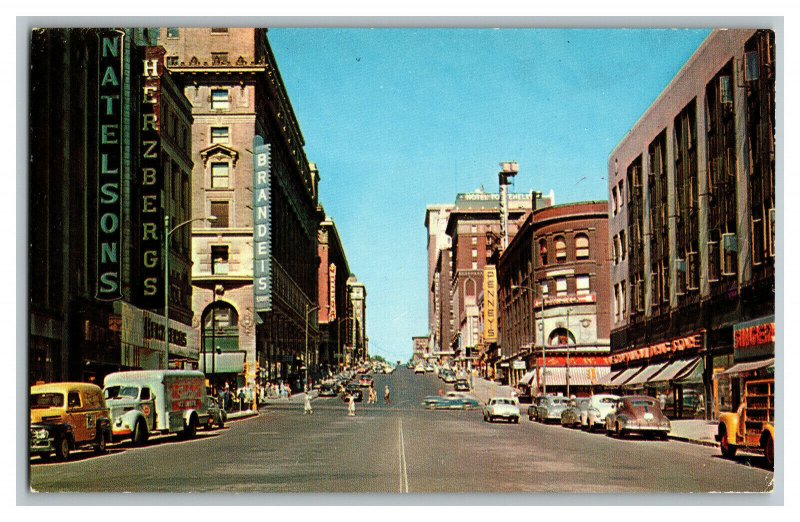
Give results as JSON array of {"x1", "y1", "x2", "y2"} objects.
[
  {"x1": 96, "y1": 30, "x2": 125, "y2": 301},
  {"x1": 253, "y1": 136, "x2": 272, "y2": 312},
  {"x1": 139, "y1": 46, "x2": 165, "y2": 308}
]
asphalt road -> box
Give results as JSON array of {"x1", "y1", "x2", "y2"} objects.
[{"x1": 29, "y1": 367, "x2": 774, "y2": 494}]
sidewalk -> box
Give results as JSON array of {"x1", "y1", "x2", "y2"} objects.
[
  {"x1": 262, "y1": 390, "x2": 318, "y2": 407},
  {"x1": 470, "y1": 377, "x2": 514, "y2": 404},
  {"x1": 668, "y1": 419, "x2": 719, "y2": 447}
]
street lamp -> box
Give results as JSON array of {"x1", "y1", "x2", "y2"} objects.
[
  {"x1": 304, "y1": 303, "x2": 320, "y2": 390},
  {"x1": 164, "y1": 215, "x2": 217, "y2": 369},
  {"x1": 512, "y1": 284, "x2": 547, "y2": 395}
]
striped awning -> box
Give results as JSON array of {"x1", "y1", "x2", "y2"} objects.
[
  {"x1": 595, "y1": 369, "x2": 622, "y2": 386},
  {"x1": 721, "y1": 357, "x2": 774, "y2": 376},
  {"x1": 624, "y1": 361, "x2": 670, "y2": 386},
  {"x1": 609, "y1": 366, "x2": 645, "y2": 386},
  {"x1": 650, "y1": 357, "x2": 701, "y2": 383},
  {"x1": 519, "y1": 370, "x2": 536, "y2": 386},
  {"x1": 542, "y1": 366, "x2": 611, "y2": 386}
]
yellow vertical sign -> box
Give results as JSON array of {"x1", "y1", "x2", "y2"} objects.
[{"x1": 483, "y1": 265, "x2": 498, "y2": 343}]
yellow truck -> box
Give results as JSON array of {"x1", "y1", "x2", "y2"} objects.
[{"x1": 716, "y1": 378, "x2": 774, "y2": 468}]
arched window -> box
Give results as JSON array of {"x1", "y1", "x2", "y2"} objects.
[
  {"x1": 575, "y1": 233, "x2": 590, "y2": 259},
  {"x1": 202, "y1": 301, "x2": 239, "y2": 353},
  {"x1": 555, "y1": 236, "x2": 567, "y2": 262},
  {"x1": 465, "y1": 279, "x2": 476, "y2": 297},
  {"x1": 539, "y1": 239, "x2": 548, "y2": 265},
  {"x1": 548, "y1": 327, "x2": 576, "y2": 346}
]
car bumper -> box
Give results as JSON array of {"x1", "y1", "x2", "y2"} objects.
[{"x1": 30, "y1": 437, "x2": 57, "y2": 454}]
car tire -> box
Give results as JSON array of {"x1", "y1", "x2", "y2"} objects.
[
  {"x1": 513, "y1": 417, "x2": 519, "y2": 424},
  {"x1": 719, "y1": 426, "x2": 737, "y2": 459},
  {"x1": 132, "y1": 419, "x2": 149, "y2": 446},
  {"x1": 616, "y1": 423, "x2": 626, "y2": 438},
  {"x1": 94, "y1": 430, "x2": 107, "y2": 454},
  {"x1": 55, "y1": 436, "x2": 70, "y2": 461},
  {"x1": 217, "y1": 416, "x2": 225, "y2": 430}
]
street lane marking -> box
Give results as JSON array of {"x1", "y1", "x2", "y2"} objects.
[{"x1": 399, "y1": 418, "x2": 409, "y2": 493}]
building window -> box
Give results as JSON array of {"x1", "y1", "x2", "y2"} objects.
[
  {"x1": 612, "y1": 187, "x2": 619, "y2": 215},
  {"x1": 539, "y1": 239, "x2": 548, "y2": 266},
  {"x1": 210, "y1": 127, "x2": 229, "y2": 144},
  {"x1": 211, "y1": 28, "x2": 229, "y2": 33},
  {"x1": 211, "y1": 162, "x2": 230, "y2": 188},
  {"x1": 211, "y1": 89, "x2": 230, "y2": 110},
  {"x1": 211, "y1": 246, "x2": 229, "y2": 275},
  {"x1": 167, "y1": 28, "x2": 179, "y2": 39},
  {"x1": 621, "y1": 280, "x2": 627, "y2": 316},
  {"x1": 541, "y1": 282, "x2": 549, "y2": 300},
  {"x1": 211, "y1": 52, "x2": 229, "y2": 65},
  {"x1": 613, "y1": 235, "x2": 620, "y2": 264},
  {"x1": 619, "y1": 230, "x2": 627, "y2": 260},
  {"x1": 575, "y1": 234, "x2": 590, "y2": 259},
  {"x1": 555, "y1": 277, "x2": 567, "y2": 297},
  {"x1": 209, "y1": 201, "x2": 229, "y2": 228},
  {"x1": 618, "y1": 180, "x2": 624, "y2": 209},
  {"x1": 166, "y1": 56, "x2": 179, "y2": 67},
  {"x1": 472, "y1": 249, "x2": 478, "y2": 258},
  {"x1": 472, "y1": 262, "x2": 478, "y2": 270},
  {"x1": 576, "y1": 275, "x2": 590, "y2": 296},
  {"x1": 555, "y1": 236, "x2": 567, "y2": 262},
  {"x1": 471, "y1": 225, "x2": 477, "y2": 233},
  {"x1": 471, "y1": 236, "x2": 477, "y2": 245},
  {"x1": 613, "y1": 284, "x2": 620, "y2": 321}
]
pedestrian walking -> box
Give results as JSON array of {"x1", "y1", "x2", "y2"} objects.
[
  {"x1": 384, "y1": 385, "x2": 391, "y2": 405},
  {"x1": 238, "y1": 388, "x2": 245, "y2": 411},
  {"x1": 304, "y1": 394, "x2": 313, "y2": 415},
  {"x1": 347, "y1": 394, "x2": 356, "y2": 416}
]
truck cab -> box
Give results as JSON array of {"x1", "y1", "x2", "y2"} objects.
[{"x1": 716, "y1": 378, "x2": 774, "y2": 468}]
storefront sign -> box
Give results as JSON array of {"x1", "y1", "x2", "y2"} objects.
[
  {"x1": 512, "y1": 360, "x2": 526, "y2": 370},
  {"x1": 329, "y1": 263, "x2": 337, "y2": 320},
  {"x1": 253, "y1": 136, "x2": 272, "y2": 312},
  {"x1": 95, "y1": 30, "x2": 125, "y2": 301},
  {"x1": 610, "y1": 332, "x2": 704, "y2": 364},
  {"x1": 535, "y1": 356, "x2": 610, "y2": 367},
  {"x1": 482, "y1": 265, "x2": 498, "y2": 342},
  {"x1": 734, "y1": 316, "x2": 775, "y2": 361},
  {"x1": 535, "y1": 294, "x2": 596, "y2": 308},
  {"x1": 139, "y1": 46, "x2": 165, "y2": 308}
]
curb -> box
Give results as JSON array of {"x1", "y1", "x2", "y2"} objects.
[
  {"x1": 226, "y1": 411, "x2": 259, "y2": 421},
  {"x1": 667, "y1": 434, "x2": 720, "y2": 448}
]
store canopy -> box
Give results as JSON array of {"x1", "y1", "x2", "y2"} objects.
[
  {"x1": 199, "y1": 351, "x2": 246, "y2": 374},
  {"x1": 519, "y1": 370, "x2": 536, "y2": 386},
  {"x1": 595, "y1": 369, "x2": 622, "y2": 386},
  {"x1": 645, "y1": 357, "x2": 700, "y2": 383},
  {"x1": 624, "y1": 361, "x2": 670, "y2": 386},
  {"x1": 721, "y1": 357, "x2": 775, "y2": 376},
  {"x1": 608, "y1": 366, "x2": 645, "y2": 386},
  {"x1": 543, "y1": 366, "x2": 611, "y2": 387}
]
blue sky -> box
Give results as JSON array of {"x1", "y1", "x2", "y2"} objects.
[{"x1": 267, "y1": 28, "x2": 711, "y2": 364}]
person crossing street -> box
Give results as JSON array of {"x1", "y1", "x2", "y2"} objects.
[
  {"x1": 304, "y1": 393, "x2": 313, "y2": 415},
  {"x1": 347, "y1": 394, "x2": 356, "y2": 416},
  {"x1": 384, "y1": 384, "x2": 391, "y2": 405}
]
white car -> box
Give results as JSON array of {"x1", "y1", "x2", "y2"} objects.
[
  {"x1": 585, "y1": 393, "x2": 620, "y2": 431},
  {"x1": 414, "y1": 365, "x2": 426, "y2": 374},
  {"x1": 483, "y1": 397, "x2": 520, "y2": 424}
]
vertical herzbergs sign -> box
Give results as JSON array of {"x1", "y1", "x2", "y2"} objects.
[
  {"x1": 483, "y1": 265, "x2": 498, "y2": 342},
  {"x1": 96, "y1": 30, "x2": 125, "y2": 301},
  {"x1": 139, "y1": 47, "x2": 165, "y2": 308},
  {"x1": 253, "y1": 136, "x2": 272, "y2": 311},
  {"x1": 329, "y1": 263, "x2": 337, "y2": 320}
]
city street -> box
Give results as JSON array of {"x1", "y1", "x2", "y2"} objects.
[{"x1": 29, "y1": 367, "x2": 773, "y2": 494}]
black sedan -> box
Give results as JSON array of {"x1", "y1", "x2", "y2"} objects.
[
  {"x1": 454, "y1": 379, "x2": 470, "y2": 392},
  {"x1": 341, "y1": 385, "x2": 363, "y2": 402}
]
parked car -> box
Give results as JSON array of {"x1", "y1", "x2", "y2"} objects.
[
  {"x1": 318, "y1": 384, "x2": 338, "y2": 397},
  {"x1": 605, "y1": 395, "x2": 671, "y2": 439},
  {"x1": 527, "y1": 395, "x2": 547, "y2": 421},
  {"x1": 560, "y1": 398, "x2": 591, "y2": 428},
  {"x1": 205, "y1": 396, "x2": 227, "y2": 430},
  {"x1": 30, "y1": 382, "x2": 112, "y2": 461},
  {"x1": 483, "y1": 397, "x2": 520, "y2": 423},
  {"x1": 586, "y1": 393, "x2": 620, "y2": 431},
  {"x1": 341, "y1": 384, "x2": 363, "y2": 402},
  {"x1": 537, "y1": 395, "x2": 571, "y2": 423},
  {"x1": 424, "y1": 364, "x2": 435, "y2": 373},
  {"x1": 441, "y1": 371, "x2": 457, "y2": 383},
  {"x1": 358, "y1": 376, "x2": 374, "y2": 388},
  {"x1": 454, "y1": 379, "x2": 470, "y2": 392},
  {"x1": 423, "y1": 395, "x2": 480, "y2": 410},
  {"x1": 414, "y1": 365, "x2": 426, "y2": 374}
]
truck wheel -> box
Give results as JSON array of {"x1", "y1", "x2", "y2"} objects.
[
  {"x1": 132, "y1": 419, "x2": 149, "y2": 446},
  {"x1": 94, "y1": 431, "x2": 107, "y2": 454},
  {"x1": 55, "y1": 437, "x2": 70, "y2": 461},
  {"x1": 719, "y1": 426, "x2": 737, "y2": 459},
  {"x1": 182, "y1": 416, "x2": 197, "y2": 439},
  {"x1": 762, "y1": 433, "x2": 774, "y2": 468}
]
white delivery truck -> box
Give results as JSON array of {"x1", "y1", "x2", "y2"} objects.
[{"x1": 103, "y1": 370, "x2": 210, "y2": 445}]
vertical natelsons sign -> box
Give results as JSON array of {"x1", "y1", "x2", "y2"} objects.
[
  {"x1": 96, "y1": 30, "x2": 125, "y2": 301},
  {"x1": 139, "y1": 46, "x2": 165, "y2": 308},
  {"x1": 253, "y1": 136, "x2": 272, "y2": 312},
  {"x1": 483, "y1": 265, "x2": 498, "y2": 343}
]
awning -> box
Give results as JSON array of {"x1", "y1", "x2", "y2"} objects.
[
  {"x1": 542, "y1": 366, "x2": 611, "y2": 386},
  {"x1": 519, "y1": 370, "x2": 535, "y2": 386},
  {"x1": 595, "y1": 369, "x2": 622, "y2": 386},
  {"x1": 608, "y1": 366, "x2": 645, "y2": 386},
  {"x1": 650, "y1": 357, "x2": 701, "y2": 383},
  {"x1": 623, "y1": 361, "x2": 670, "y2": 386},
  {"x1": 720, "y1": 357, "x2": 775, "y2": 376},
  {"x1": 199, "y1": 352, "x2": 246, "y2": 374}
]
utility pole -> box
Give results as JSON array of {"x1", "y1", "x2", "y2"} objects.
[{"x1": 498, "y1": 162, "x2": 519, "y2": 251}]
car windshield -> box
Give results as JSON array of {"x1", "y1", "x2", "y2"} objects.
[
  {"x1": 493, "y1": 399, "x2": 514, "y2": 405},
  {"x1": 104, "y1": 385, "x2": 139, "y2": 400},
  {"x1": 551, "y1": 398, "x2": 568, "y2": 405},
  {"x1": 31, "y1": 392, "x2": 64, "y2": 408},
  {"x1": 631, "y1": 399, "x2": 656, "y2": 407},
  {"x1": 599, "y1": 397, "x2": 617, "y2": 405}
]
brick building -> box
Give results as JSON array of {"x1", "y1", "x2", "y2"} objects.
[
  {"x1": 497, "y1": 202, "x2": 610, "y2": 394},
  {"x1": 317, "y1": 210, "x2": 352, "y2": 373},
  {"x1": 29, "y1": 29, "x2": 196, "y2": 383},
  {"x1": 605, "y1": 29, "x2": 775, "y2": 419},
  {"x1": 158, "y1": 28, "x2": 323, "y2": 391}
]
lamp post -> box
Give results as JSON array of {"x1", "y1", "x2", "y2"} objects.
[
  {"x1": 566, "y1": 307, "x2": 573, "y2": 397},
  {"x1": 164, "y1": 215, "x2": 217, "y2": 369},
  {"x1": 304, "y1": 303, "x2": 320, "y2": 391}
]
